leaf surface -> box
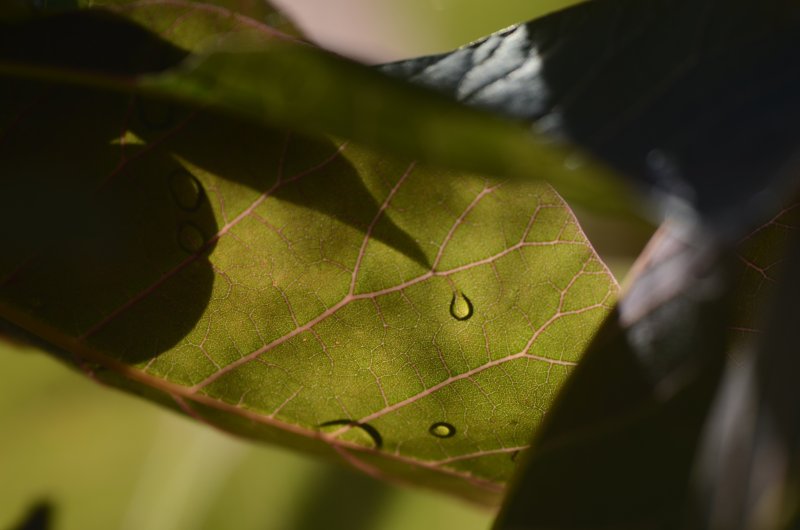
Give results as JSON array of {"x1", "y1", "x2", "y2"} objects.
[{"x1": 0, "y1": 65, "x2": 617, "y2": 503}]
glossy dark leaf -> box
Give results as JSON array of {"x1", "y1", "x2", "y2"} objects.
[{"x1": 383, "y1": 0, "x2": 800, "y2": 235}]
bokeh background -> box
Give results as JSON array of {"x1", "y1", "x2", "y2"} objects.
[
  {"x1": 1, "y1": 2, "x2": 651, "y2": 529},
  {"x1": 274, "y1": 0, "x2": 581, "y2": 62}
]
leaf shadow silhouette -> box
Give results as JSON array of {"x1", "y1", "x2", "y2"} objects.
[
  {"x1": 1, "y1": 9, "x2": 433, "y2": 372},
  {"x1": 1, "y1": 79, "x2": 433, "y2": 370},
  {"x1": 135, "y1": 108, "x2": 432, "y2": 271},
  {"x1": 0, "y1": 82, "x2": 217, "y2": 365}
]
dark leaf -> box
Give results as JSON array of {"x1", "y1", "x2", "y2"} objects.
[
  {"x1": 383, "y1": 0, "x2": 800, "y2": 235},
  {"x1": 0, "y1": 10, "x2": 187, "y2": 74},
  {"x1": 692, "y1": 203, "x2": 800, "y2": 529}
]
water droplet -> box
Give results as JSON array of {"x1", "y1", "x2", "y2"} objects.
[
  {"x1": 449, "y1": 291, "x2": 473, "y2": 321},
  {"x1": 319, "y1": 419, "x2": 383, "y2": 449},
  {"x1": 169, "y1": 168, "x2": 204, "y2": 212},
  {"x1": 136, "y1": 97, "x2": 176, "y2": 130},
  {"x1": 177, "y1": 222, "x2": 206, "y2": 254},
  {"x1": 429, "y1": 422, "x2": 456, "y2": 438}
]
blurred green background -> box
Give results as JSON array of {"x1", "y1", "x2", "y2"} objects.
[
  {"x1": 0, "y1": 341, "x2": 493, "y2": 530},
  {"x1": 1, "y1": 2, "x2": 650, "y2": 529},
  {"x1": 276, "y1": 0, "x2": 582, "y2": 62}
]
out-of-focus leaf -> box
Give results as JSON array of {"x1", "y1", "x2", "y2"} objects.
[
  {"x1": 382, "y1": 0, "x2": 800, "y2": 235},
  {"x1": 0, "y1": 9, "x2": 638, "y2": 218},
  {"x1": 94, "y1": 0, "x2": 306, "y2": 47},
  {"x1": 692, "y1": 201, "x2": 800, "y2": 529},
  {"x1": 2, "y1": 0, "x2": 303, "y2": 40},
  {"x1": 0, "y1": 69, "x2": 617, "y2": 502},
  {"x1": 730, "y1": 203, "x2": 800, "y2": 339}
]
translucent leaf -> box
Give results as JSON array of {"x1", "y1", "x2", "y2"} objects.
[{"x1": 0, "y1": 78, "x2": 617, "y2": 501}]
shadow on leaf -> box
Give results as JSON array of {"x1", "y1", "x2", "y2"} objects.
[
  {"x1": 0, "y1": 82, "x2": 217, "y2": 365},
  {"x1": 134, "y1": 108, "x2": 432, "y2": 271}
]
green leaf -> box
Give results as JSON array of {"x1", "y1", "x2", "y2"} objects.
[{"x1": 0, "y1": 74, "x2": 618, "y2": 502}]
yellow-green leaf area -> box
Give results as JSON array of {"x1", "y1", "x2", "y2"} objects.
[{"x1": 0, "y1": 81, "x2": 617, "y2": 503}]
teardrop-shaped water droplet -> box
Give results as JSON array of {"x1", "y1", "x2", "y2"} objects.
[
  {"x1": 169, "y1": 168, "x2": 204, "y2": 212},
  {"x1": 449, "y1": 291, "x2": 473, "y2": 321},
  {"x1": 429, "y1": 422, "x2": 456, "y2": 438},
  {"x1": 319, "y1": 419, "x2": 383, "y2": 449},
  {"x1": 177, "y1": 222, "x2": 206, "y2": 254}
]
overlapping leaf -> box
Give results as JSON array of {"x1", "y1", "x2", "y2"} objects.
[
  {"x1": 494, "y1": 198, "x2": 800, "y2": 527},
  {"x1": 383, "y1": 0, "x2": 800, "y2": 234},
  {"x1": 495, "y1": 221, "x2": 733, "y2": 527},
  {"x1": 0, "y1": 7, "x2": 637, "y2": 218}
]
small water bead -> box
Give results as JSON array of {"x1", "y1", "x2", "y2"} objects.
[
  {"x1": 319, "y1": 419, "x2": 383, "y2": 449},
  {"x1": 177, "y1": 222, "x2": 206, "y2": 254},
  {"x1": 169, "y1": 168, "x2": 204, "y2": 212},
  {"x1": 449, "y1": 291, "x2": 474, "y2": 321},
  {"x1": 429, "y1": 422, "x2": 456, "y2": 438}
]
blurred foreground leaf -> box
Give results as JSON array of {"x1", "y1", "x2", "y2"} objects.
[
  {"x1": 383, "y1": 0, "x2": 800, "y2": 235},
  {"x1": 0, "y1": 7, "x2": 637, "y2": 217}
]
